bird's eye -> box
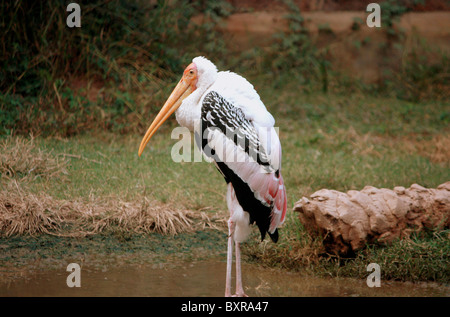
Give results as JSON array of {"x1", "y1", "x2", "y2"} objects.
[{"x1": 189, "y1": 70, "x2": 194, "y2": 75}]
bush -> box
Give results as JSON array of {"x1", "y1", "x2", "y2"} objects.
[{"x1": 0, "y1": 0, "x2": 232, "y2": 136}]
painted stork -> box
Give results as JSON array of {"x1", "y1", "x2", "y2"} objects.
[{"x1": 138, "y1": 56, "x2": 287, "y2": 297}]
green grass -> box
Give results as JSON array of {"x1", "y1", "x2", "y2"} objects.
[
  {"x1": 317, "y1": 230, "x2": 450, "y2": 282},
  {"x1": 29, "y1": 131, "x2": 227, "y2": 212},
  {"x1": 2, "y1": 88, "x2": 449, "y2": 283},
  {"x1": 25, "y1": 88, "x2": 449, "y2": 203}
]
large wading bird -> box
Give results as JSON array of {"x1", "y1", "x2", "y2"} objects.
[{"x1": 138, "y1": 57, "x2": 287, "y2": 297}]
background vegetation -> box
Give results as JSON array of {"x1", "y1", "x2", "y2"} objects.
[
  {"x1": 1, "y1": 0, "x2": 448, "y2": 136},
  {"x1": 0, "y1": 0, "x2": 449, "y2": 284}
]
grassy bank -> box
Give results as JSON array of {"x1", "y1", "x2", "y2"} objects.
[
  {"x1": 1, "y1": 0, "x2": 449, "y2": 286},
  {"x1": 1, "y1": 90, "x2": 449, "y2": 283}
]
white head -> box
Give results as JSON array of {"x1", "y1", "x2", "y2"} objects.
[
  {"x1": 192, "y1": 56, "x2": 218, "y2": 91},
  {"x1": 138, "y1": 56, "x2": 218, "y2": 156}
]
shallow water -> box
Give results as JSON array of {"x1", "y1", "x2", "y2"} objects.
[{"x1": 1, "y1": 260, "x2": 448, "y2": 297}]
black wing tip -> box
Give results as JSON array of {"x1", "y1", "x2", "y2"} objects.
[
  {"x1": 262, "y1": 228, "x2": 279, "y2": 243},
  {"x1": 269, "y1": 229, "x2": 279, "y2": 243}
]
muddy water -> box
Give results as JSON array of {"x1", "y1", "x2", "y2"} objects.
[{"x1": 1, "y1": 261, "x2": 448, "y2": 297}]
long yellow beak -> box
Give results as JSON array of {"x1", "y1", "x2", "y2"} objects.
[{"x1": 138, "y1": 72, "x2": 196, "y2": 157}]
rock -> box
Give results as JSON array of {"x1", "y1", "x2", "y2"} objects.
[{"x1": 293, "y1": 182, "x2": 450, "y2": 256}]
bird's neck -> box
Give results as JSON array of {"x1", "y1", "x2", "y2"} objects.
[
  {"x1": 175, "y1": 87, "x2": 204, "y2": 132},
  {"x1": 175, "y1": 71, "x2": 218, "y2": 131}
]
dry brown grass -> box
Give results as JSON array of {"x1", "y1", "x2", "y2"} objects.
[
  {"x1": 408, "y1": 134, "x2": 450, "y2": 165},
  {"x1": 0, "y1": 135, "x2": 225, "y2": 238},
  {"x1": 0, "y1": 135, "x2": 68, "y2": 181},
  {"x1": 0, "y1": 180, "x2": 223, "y2": 238},
  {"x1": 320, "y1": 127, "x2": 450, "y2": 165}
]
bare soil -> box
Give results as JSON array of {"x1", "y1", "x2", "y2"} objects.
[{"x1": 205, "y1": 11, "x2": 450, "y2": 83}]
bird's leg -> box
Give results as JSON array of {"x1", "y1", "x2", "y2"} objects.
[
  {"x1": 225, "y1": 219, "x2": 235, "y2": 297},
  {"x1": 233, "y1": 241, "x2": 248, "y2": 297}
]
